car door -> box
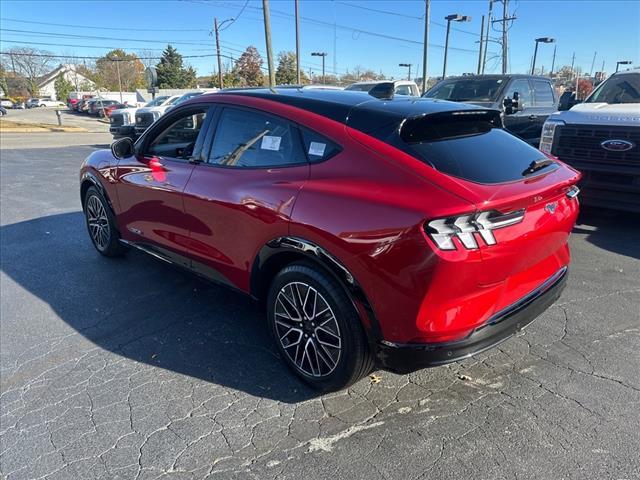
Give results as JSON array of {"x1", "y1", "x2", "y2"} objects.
[
  {"x1": 182, "y1": 106, "x2": 310, "y2": 291},
  {"x1": 501, "y1": 78, "x2": 537, "y2": 144},
  {"x1": 529, "y1": 79, "x2": 558, "y2": 143},
  {"x1": 115, "y1": 105, "x2": 211, "y2": 265}
]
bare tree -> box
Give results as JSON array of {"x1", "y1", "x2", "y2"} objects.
[{"x1": 7, "y1": 47, "x2": 54, "y2": 96}]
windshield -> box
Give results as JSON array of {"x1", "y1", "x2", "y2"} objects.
[
  {"x1": 345, "y1": 84, "x2": 374, "y2": 92},
  {"x1": 585, "y1": 73, "x2": 640, "y2": 104},
  {"x1": 424, "y1": 78, "x2": 504, "y2": 102},
  {"x1": 145, "y1": 96, "x2": 169, "y2": 107}
]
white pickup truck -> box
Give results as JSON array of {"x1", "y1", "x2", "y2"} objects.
[
  {"x1": 133, "y1": 95, "x2": 182, "y2": 136},
  {"x1": 539, "y1": 69, "x2": 640, "y2": 212},
  {"x1": 109, "y1": 95, "x2": 178, "y2": 139}
]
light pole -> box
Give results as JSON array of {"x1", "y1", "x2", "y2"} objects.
[
  {"x1": 616, "y1": 60, "x2": 632, "y2": 72},
  {"x1": 531, "y1": 37, "x2": 555, "y2": 75},
  {"x1": 399, "y1": 63, "x2": 412, "y2": 81},
  {"x1": 311, "y1": 52, "x2": 327, "y2": 84},
  {"x1": 214, "y1": 17, "x2": 235, "y2": 89},
  {"x1": 443, "y1": 14, "x2": 471, "y2": 79}
]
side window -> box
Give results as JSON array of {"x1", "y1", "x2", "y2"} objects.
[
  {"x1": 147, "y1": 109, "x2": 207, "y2": 160},
  {"x1": 395, "y1": 85, "x2": 412, "y2": 96},
  {"x1": 300, "y1": 128, "x2": 342, "y2": 163},
  {"x1": 208, "y1": 108, "x2": 305, "y2": 168},
  {"x1": 532, "y1": 80, "x2": 556, "y2": 107},
  {"x1": 504, "y1": 79, "x2": 532, "y2": 108}
]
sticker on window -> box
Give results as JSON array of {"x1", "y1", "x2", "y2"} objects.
[
  {"x1": 261, "y1": 135, "x2": 281, "y2": 151},
  {"x1": 308, "y1": 141, "x2": 326, "y2": 157}
]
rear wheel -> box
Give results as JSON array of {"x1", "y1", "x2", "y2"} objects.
[
  {"x1": 267, "y1": 263, "x2": 373, "y2": 391},
  {"x1": 83, "y1": 186, "x2": 127, "y2": 257}
]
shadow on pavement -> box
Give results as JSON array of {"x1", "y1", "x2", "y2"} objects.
[
  {"x1": 574, "y1": 207, "x2": 640, "y2": 259},
  {"x1": 0, "y1": 212, "x2": 317, "y2": 403}
]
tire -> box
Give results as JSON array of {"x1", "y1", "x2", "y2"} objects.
[
  {"x1": 267, "y1": 263, "x2": 373, "y2": 391},
  {"x1": 83, "y1": 186, "x2": 127, "y2": 257}
]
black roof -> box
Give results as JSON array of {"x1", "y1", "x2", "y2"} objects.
[{"x1": 215, "y1": 88, "x2": 485, "y2": 128}]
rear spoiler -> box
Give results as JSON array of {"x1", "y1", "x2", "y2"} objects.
[{"x1": 400, "y1": 109, "x2": 503, "y2": 143}]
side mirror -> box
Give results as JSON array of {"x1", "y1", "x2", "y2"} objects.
[
  {"x1": 111, "y1": 137, "x2": 134, "y2": 159},
  {"x1": 502, "y1": 95, "x2": 519, "y2": 115}
]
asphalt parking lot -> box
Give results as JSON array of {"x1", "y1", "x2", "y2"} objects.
[
  {"x1": 1, "y1": 108, "x2": 109, "y2": 133},
  {"x1": 1, "y1": 133, "x2": 639, "y2": 480}
]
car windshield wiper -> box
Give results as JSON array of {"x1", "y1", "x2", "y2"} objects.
[{"x1": 522, "y1": 158, "x2": 555, "y2": 176}]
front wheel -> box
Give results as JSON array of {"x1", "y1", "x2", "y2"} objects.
[
  {"x1": 267, "y1": 263, "x2": 373, "y2": 391},
  {"x1": 83, "y1": 186, "x2": 127, "y2": 257}
]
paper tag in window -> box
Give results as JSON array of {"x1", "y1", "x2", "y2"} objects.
[
  {"x1": 308, "y1": 141, "x2": 326, "y2": 157},
  {"x1": 261, "y1": 135, "x2": 281, "y2": 151}
]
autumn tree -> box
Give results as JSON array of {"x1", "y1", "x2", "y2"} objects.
[
  {"x1": 95, "y1": 49, "x2": 145, "y2": 91},
  {"x1": 156, "y1": 45, "x2": 196, "y2": 88},
  {"x1": 275, "y1": 51, "x2": 309, "y2": 85},
  {"x1": 577, "y1": 79, "x2": 594, "y2": 100},
  {"x1": 234, "y1": 46, "x2": 264, "y2": 86}
]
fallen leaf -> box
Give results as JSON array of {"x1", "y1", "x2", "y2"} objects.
[{"x1": 370, "y1": 374, "x2": 382, "y2": 384}]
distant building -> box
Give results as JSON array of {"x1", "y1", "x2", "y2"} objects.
[{"x1": 37, "y1": 64, "x2": 96, "y2": 100}]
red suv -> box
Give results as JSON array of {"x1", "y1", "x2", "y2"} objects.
[{"x1": 80, "y1": 89, "x2": 581, "y2": 391}]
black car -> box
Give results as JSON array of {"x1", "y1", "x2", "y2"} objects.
[{"x1": 423, "y1": 74, "x2": 557, "y2": 146}]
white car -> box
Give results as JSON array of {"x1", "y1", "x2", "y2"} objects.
[
  {"x1": 28, "y1": 97, "x2": 65, "y2": 108},
  {"x1": 345, "y1": 80, "x2": 420, "y2": 96},
  {"x1": 539, "y1": 69, "x2": 640, "y2": 212}
]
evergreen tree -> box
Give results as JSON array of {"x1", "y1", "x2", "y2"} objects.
[
  {"x1": 54, "y1": 74, "x2": 73, "y2": 102},
  {"x1": 156, "y1": 45, "x2": 197, "y2": 88},
  {"x1": 275, "y1": 51, "x2": 309, "y2": 85}
]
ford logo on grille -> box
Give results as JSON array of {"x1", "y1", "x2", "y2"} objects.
[{"x1": 600, "y1": 139, "x2": 635, "y2": 152}]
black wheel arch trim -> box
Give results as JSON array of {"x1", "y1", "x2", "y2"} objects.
[
  {"x1": 80, "y1": 171, "x2": 118, "y2": 221},
  {"x1": 251, "y1": 236, "x2": 383, "y2": 346}
]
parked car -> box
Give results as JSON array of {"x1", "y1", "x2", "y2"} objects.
[
  {"x1": 1, "y1": 98, "x2": 15, "y2": 109},
  {"x1": 540, "y1": 69, "x2": 640, "y2": 212},
  {"x1": 423, "y1": 74, "x2": 557, "y2": 146},
  {"x1": 109, "y1": 95, "x2": 172, "y2": 139},
  {"x1": 68, "y1": 98, "x2": 81, "y2": 110},
  {"x1": 89, "y1": 99, "x2": 122, "y2": 116},
  {"x1": 133, "y1": 94, "x2": 181, "y2": 135},
  {"x1": 100, "y1": 102, "x2": 128, "y2": 118},
  {"x1": 27, "y1": 97, "x2": 65, "y2": 108},
  {"x1": 345, "y1": 80, "x2": 420, "y2": 96},
  {"x1": 0, "y1": 106, "x2": 7, "y2": 116},
  {"x1": 81, "y1": 89, "x2": 581, "y2": 391}
]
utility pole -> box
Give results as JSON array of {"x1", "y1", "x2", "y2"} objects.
[
  {"x1": 570, "y1": 52, "x2": 576, "y2": 78},
  {"x1": 477, "y1": 15, "x2": 485, "y2": 74},
  {"x1": 214, "y1": 18, "x2": 223, "y2": 89},
  {"x1": 421, "y1": 0, "x2": 430, "y2": 93},
  {"x1": 399, "y1": 63, "x2": 412, "y2": 81},
  {"x1": 550, "y1": 44, "x2": 556, "y2": 75},
  {"x1": 262, "y1": 0, "x2": 276, "y2": 87},
  {"x1": 501, "y1": 0, "x2": 507, "y2": 73},
  {"x1": 482, "y1": 0, "x2": 493, "y2": 74},
  {"x1": 295, "y1": 0, "x2": 301, "y2": 84},
  {"x1": 589, "y1": 51, "x2": 597, "y2": 76},
  {"x1": 311, "y1": 52, "x2": 327, "y2": 83}
]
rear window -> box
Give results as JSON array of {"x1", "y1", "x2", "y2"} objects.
[{"x1": 401, "y1": 112, "x2": 554, "y2": 184}]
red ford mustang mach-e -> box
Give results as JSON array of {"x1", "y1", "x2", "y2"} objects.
[{"x1": 80, "y1": 88, "x2": 581, "y2": 391}]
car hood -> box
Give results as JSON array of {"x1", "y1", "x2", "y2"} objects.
[
  {"x1": 111, "y1": 108, "x2": 138, "y2": 116},
  {"x1": 548, "y1": 102, "x2": 640, "y2": 126},
  {"x1": 136, "y1": 106, "x2": 170, "y2": 114}
]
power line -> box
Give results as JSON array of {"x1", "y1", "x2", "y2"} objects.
[{"x1": 0, "y1": 16, "x2": 209, "y2": 32}]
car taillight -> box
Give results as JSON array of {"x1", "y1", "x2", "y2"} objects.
[{"x1": 425, "y1": 209, "x2": 525, "y2": 250}]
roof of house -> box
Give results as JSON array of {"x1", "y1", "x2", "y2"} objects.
[{"x1": 37, "y1": 64, "x2": 94, "y2": 88}]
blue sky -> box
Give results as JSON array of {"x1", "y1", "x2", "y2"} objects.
[{"x1": 1, "y1": 0, "x2": 638, "y2": 80}]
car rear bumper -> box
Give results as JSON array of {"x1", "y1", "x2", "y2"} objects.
[{"x1": 375, "y1": 266, "x2": 567, "y2": 374}]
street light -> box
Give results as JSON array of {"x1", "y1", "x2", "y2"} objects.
[
  {"x1": 442, "y1": 14, "x2": 471, "y2": 79},
  {"x1": 531, "y1": 37, "x2": 555, "y2": 75},
  {"x1": 311, "y1": 52, "x2": 328, "y2": 84},
  {"x1": 616, "y1": 60, "x2": 632, "y2": 72},
  {"x1": 214, "y1": 17, "x2": 235, "y2": 89},
  {"x1": 399, "y1": 63, "x2": 412, "y2": 81}
]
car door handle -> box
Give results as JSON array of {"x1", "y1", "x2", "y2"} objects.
[{"x1": 528, "y1": 115, "x2": 537, "y2": 120}]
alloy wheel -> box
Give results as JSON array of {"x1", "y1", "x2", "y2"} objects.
[
  {"x1": 86, "y1": 195, "x2": 110, "y2": 251},
  {"x1": 274, "y1": 282, "x2": 342, "y2": 377}
]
